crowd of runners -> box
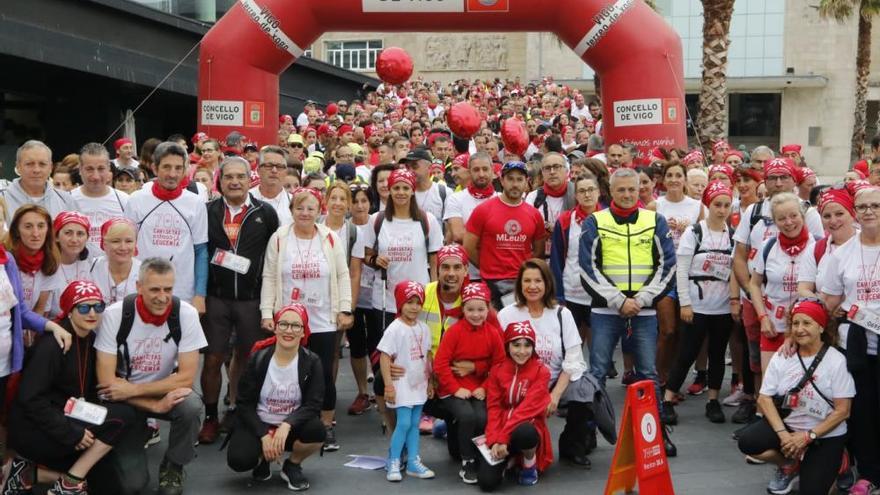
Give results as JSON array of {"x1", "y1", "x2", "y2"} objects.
[{"x1": 0, "y1": 77, "x2": 876, "y2": 495}]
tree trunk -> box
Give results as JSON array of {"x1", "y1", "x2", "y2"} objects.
[
  {"x1": 854, "y1": 7, "x2": 872, "y2": 160},
  {"x1": 697, "y1": 0, "x2": 735, "y2": 156}
]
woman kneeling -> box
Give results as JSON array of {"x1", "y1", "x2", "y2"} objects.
[
  {"x1": 228, "y1": 304, "x2": 326, "y2": 491},
  {"x1": 737, "y1": 299, "x2": 854, "y2": 495}
]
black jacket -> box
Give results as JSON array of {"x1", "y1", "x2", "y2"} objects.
[
  {"x1": 10, "y1": 323, "x2": 95, "y2": 447},
  {"x1": 206, "y1": 194, "x2": 279, "y2": 300},
  {"x1": 235, "y1": 345, "x2": 324, "y2": 438}
]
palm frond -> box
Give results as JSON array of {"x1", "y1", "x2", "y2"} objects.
[{"x1": 817, "y1": 0, "x2": 858, "y2": 21}]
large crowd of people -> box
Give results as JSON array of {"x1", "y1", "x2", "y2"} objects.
[{"x1": 0, "y1": 76, "x2": 877, "y2": 495}]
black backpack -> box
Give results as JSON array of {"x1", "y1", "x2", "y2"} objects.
[
  {"x1": 688, "y1": 222, "x2": 735, "y2": 298},
  {"x1": 116, "y1": 294, "x2": 182, "y2": 380}
]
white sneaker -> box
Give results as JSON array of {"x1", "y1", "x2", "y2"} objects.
[
  {"x1": 722, "y1": 386, "x2": 746, "y2": 407},
  {"x1": 387, "y1": 459, "x2": 403, "y2": 482}
]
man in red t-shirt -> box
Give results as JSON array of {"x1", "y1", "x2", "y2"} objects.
[{"x1": 464, "y1": 161, "x2": 546, "y2": 308}]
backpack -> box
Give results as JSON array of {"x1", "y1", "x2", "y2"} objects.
[
  {"x1": 748, "y1": 200, "x2": 766, "y2": 232},
  {"x1": 534, "y1": 182, "x2": 576, "y2": 223},
  {"x1": 814, "y1": 236, "x2": 829, "y2": 264},
  {"x1": 372, "y1": 213, "x2": 430, "y2": 256},
  {"x1": 688, "y1": 222, "x2": 735, "y2": 297},
  {"x1": 116, "y1": 294, "x2": 182, "y2": 380}
]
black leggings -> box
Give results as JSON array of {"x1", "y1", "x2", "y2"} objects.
[
  {"x1": 667, "y1": 313, "x2": 732, "y2": 393},
  {"x1": 566, "y1": 301, "x2": 592, "y2": 331},
  {"x1": 371, "y1": 310, "x2": 397, "y2": 397},
  {"x1": 559, "y1": 400, "x2": 592, "y2": 457},
  {"x1": 227, "y1": 417, "x2": 326, "y2": 472},
  {"x1": 347, "y1": 307, "x2": 382, "y2": 359},
  {"x1": 848, "y1": 354, "x2": 880, "y2": 484},
  {"x1": 442, "y1": 397, "x2": 487, "y2": 460},
  {"x1": 737, "y1": 417, "x2": 846, "y2": 495},
  {"x1": 477, "y1": 423, "x2": 540, "y2": 492},
  {"x1": 307, "y1": 332, "x2": 338, "y2": 411},
  {"x1": 8, "y1": 401, "x2": 137, "y2": 473}
]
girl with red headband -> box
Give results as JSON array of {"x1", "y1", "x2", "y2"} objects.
[
  {"x1": 737, "y1": 298, "x2": 854, "y2": 495},
  {"x1": 820, "y1": 186, "x2": 880, "y2": 494},
  {"x1": 5, "y1": 281, "x2": 133, "y2": 495},
  {"x1": 90, "y1": 218, "x2": 141, "y2": 305},
  {"x1": 480, "y1": 321, "x2": 552, "y2": 490},
  {"x1": 227, "y1": 304, "x2": 326, "y2": 491},
  {"x1": 48, "y1": 212, "x2": 93, "y2": 318},
  {"x1": 261, "y1": 186, "x2": 353, "y2": 453},
  {"x1": 662, "y1": 181, "x2": 738, "y2": 425}
]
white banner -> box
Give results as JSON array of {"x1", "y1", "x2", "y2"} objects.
[
  {"x1": 573, "y1": 0, "x2": 634, "y2": 57},
  {"x1": 240, "y1": 0, "x2": 305, "y2": 57},
  {"x1": 362, "y1": 0, "x2": 465, "y2": 12},
  {"x1": 201, "y1": 100, "x2": 244, "y2": 126},
  {"x1": 613, "y1": 99, "x2": 663, "y2": 127}
]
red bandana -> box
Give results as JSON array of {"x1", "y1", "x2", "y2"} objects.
[
  {"x1": 15, "y1": 247, "x2": 44, "y2": 274},
  {"x1": 136, "y1": 294, "x2": 173, "y2": 326},
  {"x1": 467, "y1": 183, "x2": 495, "y2": 199},
  {"x1": 778, "y1": 228, "x2": 810, "y2": 256},
  {"x1": 152, "y1": 180, "x2": 185, "y2": 202},
  {"x1": 573, "y1": 204, "x2": 592, "y2": 225},
  {"x1": 0, "y1": 247, "x2": 7, "y2": 265},
  {"x1": 542, "y1": 180, "x2": 569, "y2": 199},
  {"x1": 609, "y1": 201, "x2": 638, "y2": 219}
]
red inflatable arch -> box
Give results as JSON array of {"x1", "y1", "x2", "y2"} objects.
[{"x1": 198, "y1": 0, "x2": 685, "y2": 153}]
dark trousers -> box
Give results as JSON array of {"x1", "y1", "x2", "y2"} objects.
[
  {"x1": 307, "y1": 332, "x2": 338, "y2": 411},
  {"x1": 477, "y1": 423, "x2": 540, "y2": 492},
  {"x1": 848, "y1": 354, "x2": 880, "y2": 484},
  {"x1": 227, "y1": 417, "x2": 326, "y2": 472},
  {"x1": 737, "y1": 417, "x2": 846, "y2": 495},
  {"x1": 667, "y1": 313, "x2": 732, "y2": 393},
  {"x1": 347, "y1": 307, "x2": 382, "y2": 359},
  {"x1": 442, "y1": 397, "x2": 487, "y2": 460},
  {"x1": 559, "y1": 400, "x2": 592, "y2": 458}
]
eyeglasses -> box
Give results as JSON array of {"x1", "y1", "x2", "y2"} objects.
[
  {"x1": 75, "y1": 302, "x2": 106, "y2": 315},
  {"x1": 260, "y1": 163, "x2": 286, "y2": 170},
  {"x1": 576, "y1": 187, "x2": 598, "y2": 195},
  {"x1": 855, "y1": 202, "x2": 880, "y2": 213},
  {"x1": 542, "y1": 164, "x2": 565, "y2": 173},
  {"x1": 276, "y1": 321, "x2": 305, "y2": 332}
]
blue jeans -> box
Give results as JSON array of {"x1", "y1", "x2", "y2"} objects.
[{"x1": 589, "y1": 313, "x2": 663, "y2": 411}]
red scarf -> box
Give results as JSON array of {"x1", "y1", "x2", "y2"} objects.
[
  {"x1": 573, "y1": 204, "x2": 592, "y2": 225},
  {"x1": 0, "y1": 247, "x2": 8, "y2": 265},
  {"x1": 609, "y1": 201, "x2": 638, "y2": 219},
  {"x1": 467, "y1": 183, "x2": 495, "y2": 200},
  {"x1": 224, "y1": 204, "x2": 249, "y2": 245},
  {"x1": 136, "y1": 294, "x2": 173, "y2": 326},
  {"x1": 778, "y1": 227, "x2": 809, "y2": 256},
  {"x1": 542, "y1": 180, "x2": 569, "y2": 198},
  {"x1": 152, "y1": 180, "x2": 185, "y2": 202},
  {"x1": 15, "y1": 247, "x2": 44, "y2": 274}
]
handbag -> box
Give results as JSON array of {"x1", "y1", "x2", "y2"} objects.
[{"x1": 771, "y1": 344, "x2": 829, "y2": 419}]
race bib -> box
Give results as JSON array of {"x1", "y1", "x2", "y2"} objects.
[
  {"x1": 848, "y1": 305, "x2": 880, "y2": 336},
  {"x1": 64, "y1": 397, "x2": 107, "y2": 426},
  {"x1": 211, "y1": 249, "x2": 251, "y2": 275},
  {"x1": 702, "y1": 260, "x2": 731, "y2": 281}
]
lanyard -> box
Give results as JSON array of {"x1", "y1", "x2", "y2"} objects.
[{"x1": 75, "y1": 337, "x2": 88, "y2": 399}]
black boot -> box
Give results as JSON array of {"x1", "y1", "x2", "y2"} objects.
[
  {"x1": 659, "y1": 401, "x2": 678, "y2": 425},
  {"x1": 662, "y1": 424, "x2": 677, "y2": 458}
]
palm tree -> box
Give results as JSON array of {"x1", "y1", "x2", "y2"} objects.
[
  {"x1": 697, "y1": 0, "x2": 736, "y2": 154},
  {"x1": 819, "y1": 0, "x2": 880, "y2": 160}
]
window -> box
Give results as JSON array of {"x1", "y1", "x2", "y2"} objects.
[{"x1": 325, "y1": 40, "x2": 383, "y2": 71}]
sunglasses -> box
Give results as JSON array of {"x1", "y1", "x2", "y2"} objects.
[
  {"x1": 349, "y1": 183, "x2": 369, "y2": 192},
  {"x1": 74, "y1": 302, "x2": 106, "y2": 315}
]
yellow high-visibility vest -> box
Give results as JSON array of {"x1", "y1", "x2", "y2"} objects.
[
  {"x1": 593, "y1": 209, "x2": 657, "y2": 293},
  {"x1": 419, "y1": 281, "x2": 461, "y2": 355}
]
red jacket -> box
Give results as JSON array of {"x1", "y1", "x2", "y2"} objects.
[
  {"x1": 434, "y1": 318, "x2": 505, "y2": 397},
  {"x1": 485, "y1": 355, "x2": 553, "y2": 471}
]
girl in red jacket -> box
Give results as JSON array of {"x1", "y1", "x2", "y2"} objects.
[
  {"x1": 434, "y1": 282, "x2": 505, "y2": 485},
  {"x1": 480, "y1": 321, "x2": 552, "y2": 491}
]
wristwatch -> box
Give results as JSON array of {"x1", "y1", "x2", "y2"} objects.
[{"x1": 807, "y1": 430, "x2": 818, "y2": 442}]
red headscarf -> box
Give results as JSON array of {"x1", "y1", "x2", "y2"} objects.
[
  {"x1": 57, "y1": 280, "x2": 104, "y2": 322},
  {"x1": 818, "y1": 188, "x2": 855, "y2": 218},
  {"x1": 461, "y1": 282, "x2": 490, "y2": 305},
  {"x1": 114, "y1": 138, "x2": 133, "y2": 150},
  {"x1": 291, "y1": 187, "x2": 323, "y2": 206},
  {"x1": 504, "y1": 321, "x2": 537, "y2": 345},
  {"x1": 53, "y1": 211, "x2": 90, "y2": 236},
  {"x1": 436, "y1": 244, "x2": 468, "y2": 267},
  {"x1": 682, "y1": 150, "x2": 704, "y2": 167},
  {"x1": 796, "y1": 167, "x2": 816, "y2": 185},
  {"x1": 275, "y1": 303, "x2": 310, "y2": 346},
  {"x1": 791, "y1": 299, "x2": 828, "y2": 328},
  {"x1": 708, "y1": 164, "x2": 735, "y2": 184},
  {"x1": 764, "y1": 157, "x2": 796, "y2": 178},
  {"x1": 388, "y1": 169, "x2": 417, "y2": 190},
  {"x1": 702, "y1": 180, "x2": 733, "y2": 207},
  {"x1": 781, "y1": 144, "x2": 802, "y2": 156},
  {"x1": 394, "y1": 280, "x2": 425, "y2": 316}
]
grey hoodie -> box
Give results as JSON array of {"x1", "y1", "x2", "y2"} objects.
[{"x1": 0, "y1": 179, "x2": 78, "y2": 224}]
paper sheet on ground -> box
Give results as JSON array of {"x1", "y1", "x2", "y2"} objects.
[{"x1": 344, "y1": 455, "x2": 387, "y2": 470}]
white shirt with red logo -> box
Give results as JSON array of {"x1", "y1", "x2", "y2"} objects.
[
  {"x1": 656, "y1": 195, "x2": 703, "y2": 250},
  {"x1": 497, "y1": 304, "x2": 583, "y2": 383},
  {"x1": 752, "y1": 236, "x2": 816, "y2": 334},
  {"x1": 820, "y1": 238, "x2": 880, "y2": 354},
  {"x1": 280, "y1": 231, "x2": 333, "y2": 334},
  {"x1": 376, "y1": 319, "x2": 432, "y2": 408},
  {"x1": 466, "y1": 197, "x2": 546, "y2": 281},
  {"x1": 257, "y1": 356, "x2": 301, "y2": 425},
  {"x1": 71, "y1": 187, "x2": 130, "y2": 255}
]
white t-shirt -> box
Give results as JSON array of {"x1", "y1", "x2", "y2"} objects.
[
  {"x1": 89, "y1": 257, "x2": 141, "y2": 305},
  {"x1": 560, "y1": 210, "x2": 590, "y2": 305},
  {"x1": 376, "y1": 319, "x2": 432, "y2": 408},
  {"x1": 71, "y1": 187, "x2": 130, "y2": 255},
  {"x1": 126, "y1": 189, "x2": 208, "y2": 302},
  {"x1": 352, "y1": 224, "x2": 373, "y2": 309},
  {"x1": 250, "y1": 187, "x2": 292, "y2": 226},
  {"x1": 444, "y1": 189, "x2": 496, "y2": 279},
  {"x1": 355, "y1": 165, "x2": 373, "y2": 184},
  {"x1": 656, "y1": 195, "x2": 703, "y2": 249},
  {"x1": 752, "y1": 236, "x2": 816, "y2": 334},
  {"x1": 497, "y1": 304, "x2": 582, "y2": 382},
  {"x1": 280, "y1": 231, "x2": 333, "y2": 334},
  {"x1": 257, "y1": 356, "x2": 302, "y2": 425},
  {"x1": 94, "y1": 299, "x2": 207, "y2": 384},
  {"x1": 0, "y1": 270, "x2": 13, "y2": 377},
  {"x1": 19, "y1": 270, "x2": 63, "y2": 313},
  {"x1": 733, "y1": 200, "x2": 825, "y2": 273},
  {"x1": 362, "y1": 212, "x2": 443, "y2": 311},
  {"x1": 677, "y1": 221, "x2": 733, "y2": 315},
  {"x1": 820, "y1": 237, "x2": 880, "y2": 354},
  {"x1": 48, "y1": 260, "x2": 96, "y2": 318},
  {"x1": 415, "y1": 183, "x2": 450, "y2": 224},
  {"x1": 760, "y1": 347, "x2": 855, "y2": 438},
  {"x1": 525, "y1": 190, "x2": 564, "y2": 230}
]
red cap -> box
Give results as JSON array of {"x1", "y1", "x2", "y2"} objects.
[
  {"x1": 781, "y1": 144, "x2": 802, "y2": 155},
  {"x1": 114, "y1": 137, "x2": 133, "y2": 150},
  {"x1": 853, "y1": 159, "x2": 870, "y2": 179},
  {"x1": 192, "y1": 132, "x2": 209, "y2": 144},
  {"x1": 394, "y1": 280, "x2": 425, "y2": 316},
  {"x1": 338, "y1": 124, "x2": 354, "y2": 135},
  {"x1": 326, "y1": 103, "x2": 339, "y2": 116},
  {"x1": 504, "y1": 321, "x2": 536, "y2": 345},
  {"x1": 279, "y1": 114, "x2": 293, "y2": 125}
]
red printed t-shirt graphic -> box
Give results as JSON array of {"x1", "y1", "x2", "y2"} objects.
[
  {"x1": 467, "y1": 0, "x2": 509, "y2": 12},
  {"x1": 466, "y1": 197, "x2": 546, "y2": 280}
]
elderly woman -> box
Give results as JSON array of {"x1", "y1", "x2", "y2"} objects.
[
  {"x1": 821, "y1": 186, "x2": 880, "y2": 495},
  {"x1": 227, "y1": 304, "x2": 325, "y2": 491},
  {"x1": 261, "y1": 187, "x2": 352, "y2": 452},
  {"x1": 498, "y1": 259, "x2": 592, "y2": 468},
  {"x1": 4, "y1": 281, "x2": 133, "y2": 495},
  {"x1": 737, "y1": 299, "x2": 853, "y2": 495}
]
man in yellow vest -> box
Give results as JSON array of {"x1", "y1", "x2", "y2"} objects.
[{"x1": 579, "y1": 167, "x2": 678, "y2": 456}]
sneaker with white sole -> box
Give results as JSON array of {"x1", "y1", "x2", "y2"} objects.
[
  {"x1": 406, "y1": 457, "x2": 435, "y2": 479},
  {"x1": 722, "y1": 386, "x2": 746, "y2": 407},
  {"x1": 767, "y1": 463, "x2": 799, "y2": 495},
  {"x1": 459, "y1": 459, "x2": 477, "y2": 484},
  {"x1": 280, "y1": 460, "x2": 309, "y2": 491},
  {"x1": 386, "y1": 459, "x2": 403, "y2": 482}
]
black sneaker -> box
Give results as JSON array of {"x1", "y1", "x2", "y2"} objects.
[
  {"x1": 607, "y1": 360, "x2": 619, "y2": 379},
  {"x1": 280, "y1": 460, "x2": 309, "y2": 491},
  {"x1": 659, "y1": 401, "x2": 678, "y2": 425},
  {"x1": 662, "y1": 425, "x2": 677, "y2": 458},
  {"x1": 252, "y1": 458, "x2": 272, "y2": 482},
  {"x1": 2, "y1": 456, "x2": 35, "y2": 495},
  {"x1": 459, "y1": 459, "x2": 478, "y2": 484},
  {"x1": 705, "y1": 400, "x2": 726, "y2": 423},
  {"x1": 158, "y1": 458, "x2": 185, "y2": 495},
  {"x1": 585, "y1": 424, "x2": 598, "y2": 454},
  {"x1": 731, "y1": 399, "x2": 756, "y2": 424},
  {"x1": 323, "y1": 426, "x2": 340, "y2": 452}
]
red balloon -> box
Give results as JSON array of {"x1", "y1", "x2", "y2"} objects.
[
  {"x1": 375, "y1": 47, "x2": 413, "y2": 85},
  {"x1": 446, "y1": 102, "x2": 481, "y2": 139},
  {"x1": 501, "y1": 118, "x2": 529, "y2": 157}
]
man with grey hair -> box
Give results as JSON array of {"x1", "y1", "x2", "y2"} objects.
[
  {"x1": 0, "y1": 139, "x2": 78, "y2": 223},
  {"x1": 125, "y1": 142, "x2": 209, "y2": 314},
  {"x1": 249, "y1": 145, "x2": 292, "y2": 226},
  {"x1": 95, "y1": 257, "x2": 207, "y2": 495},
  {"x1": 525, "y1": 152, "x2": 576, "y2": 257},
  {"x1": 750, "y1": 145, "x2": 775, "y2": 171},
  {"x1": 579, "y1": 167, "x2": 677, "y2": 456},
  {"x1": 71, "y1": 142, "x2": 129, "y2": 253}
]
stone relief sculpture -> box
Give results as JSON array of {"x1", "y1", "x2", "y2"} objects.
[{"x1": 424, "y1": 34, "x2": 508, "y2": 71}]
